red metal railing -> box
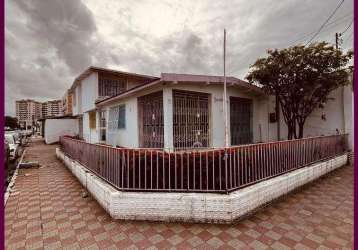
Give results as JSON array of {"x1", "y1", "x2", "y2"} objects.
[{"x1": 60, "y1": 134, "x2": 348, "y2": 193}]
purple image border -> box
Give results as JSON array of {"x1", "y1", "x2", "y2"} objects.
[
  {"x1": 354, "y1": 0, "x2": 357, "y2": 248},
  {"x1": 1, "y1": 0, "x2": 5, "y2": 248},
  {"x1": 0, "y1": 1, "x2": 356, "y2": 250}
]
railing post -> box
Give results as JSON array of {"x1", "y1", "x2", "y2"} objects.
[{"x1": 224, "y1": 149, "x2": 228, "y2": 193}]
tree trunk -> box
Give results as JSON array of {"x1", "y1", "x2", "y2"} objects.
[
  {"x1": 287, "y1": 120, "x2": 296, "y2": 140},
  {"x1": 298, "y1": 123, "x2": 304, "y2": 138}
]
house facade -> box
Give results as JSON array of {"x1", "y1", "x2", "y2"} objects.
[
  {"x1": 69, "y1": 67, "x2": 158, "y2": 143},
  {"x1": 96, "y1": 73, "x2": 271, "y2": 150},
  {"x1": 69, "y1": 66, "x2": 353, "y2": 151}
]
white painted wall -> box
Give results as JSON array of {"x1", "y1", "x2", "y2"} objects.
[
  {"x1": 268, "y1": 86, "x2": 353, "y2": 147},
  {"x1": 44, "y1": 119, "x2": 79, "y2": 144},
  {"x1": 101, "y1": 83, "x2": 267, "y2": 149},
  {"x1": 104, "y1": 85, "x2": 165, "y2": 148},
  {"x1": 344, "y1": 85, "x2": 354, "y2": 150},
  {"x1": 162, "y1": 83, "x2": 267, "y2": 148},
  {"x1": 97, "y1": 83, "x2": 353, "y2": 150},
  {"x1": 72, "y1": 83, "x2": 82, "y2": 116},
  {"x1": 106, "y1": 98, "x2": 138, "y2": 148},
  {"x1": 163, "y1": 88, "x2": 173, "y2": 149},
  {"x1": 82, "y1": 112, "x2": 98, "y2": 144},
  {"x1": 81, "y1": 73, "x2": 98, "y2": 113}
]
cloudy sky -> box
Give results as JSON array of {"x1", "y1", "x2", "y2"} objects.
[{"x1": 5, "y1": 0, "x2": 353, "y2": 116}]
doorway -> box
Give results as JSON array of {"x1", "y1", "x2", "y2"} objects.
[{"x1": 230, "y1": 96, "x2": 253, "y2": 145}]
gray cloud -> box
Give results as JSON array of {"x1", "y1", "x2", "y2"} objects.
[
  {"x1": 13, "y1": 0, "x2": 97, "y2": 73},
  {"x1": 5, "y1": 0, "x2": 353, "y2": 116},
  {"x1": 5, "y1": 0, "x2": 100, "y2": 115}
]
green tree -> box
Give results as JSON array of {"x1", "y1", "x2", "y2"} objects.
[
  {"x1": 246, "y1": 42, "x2": 353, "y2": 139},
  {"x1": 5, "y1": 116, "x2": 19, "y2": 129}
]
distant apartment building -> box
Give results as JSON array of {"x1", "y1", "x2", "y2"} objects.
[
  {"x1": 41, "y1": 100, "x2": 63, "y2": 118},
  {"x1": 16, "y1": 99, "x2": 42, "y2": 129},
  {"x1": 16, "y1": 99, "x2": 63, "y2": 128},
  {"x1": 62, "y1": 90, "x2": 73, "y2": 116}
]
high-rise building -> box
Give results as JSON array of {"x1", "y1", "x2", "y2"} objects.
[
  {"x1": 16, "y1": 99, "x2": 63, "y2": 128},
  {"x1": 15, "y1": 99, "x2": 42, "y2": 129},
  {"x1": 41, "y1": 100, "x2": 63, "y2": 118}
]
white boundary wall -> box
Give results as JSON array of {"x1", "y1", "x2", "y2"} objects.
[
  {"x1": 56, "y1": 148, "x2": 347, "y2": 224},
  {"x1": 45, "y1": 119, "x2": 79, "y2": 144}
]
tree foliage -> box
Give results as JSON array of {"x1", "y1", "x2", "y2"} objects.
[
  {"x1": 5, "y1": 116, "x2": 19, "y2": 129},
  {"x1": 246, "y1": 42, "x2": 353, "y2": 139}
]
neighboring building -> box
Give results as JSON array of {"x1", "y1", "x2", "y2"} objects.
[
  {"x1": 39, "y1": 116, "x2": 79, "y2": 144},
  {"x1": 41, "y1": 100, "x2": 63, "y2": 118},
  {"x1": 16, "y1": 99, "x2": 42, "y2": 129},
  {"x1": 68, "y1": 66, "x2": 354, "y2": 151},
  {"x1": 62, "y1": 90, "x2": 73, "y2": 116},
  {"x1": 70, "y1": 66, "x2": 158, "y2": 143}
]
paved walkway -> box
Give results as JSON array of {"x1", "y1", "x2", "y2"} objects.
[{"x1": 5, "y1": 140, "x2": 353, "y2": 249}]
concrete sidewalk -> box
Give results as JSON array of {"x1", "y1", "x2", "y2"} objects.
[{"x1": 5, "y1": 140, "x2": 353, "y2": 249}]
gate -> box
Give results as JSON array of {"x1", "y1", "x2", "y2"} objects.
[
  {"x1": 173, "y1": 90, "x2": 210, "y2": 149},
  {"x1": 138, "y1": 91, "x2": 164, "y2": 148},
  {"x1": 230, "y1": 96, "x2": 253, "y2": 145}
]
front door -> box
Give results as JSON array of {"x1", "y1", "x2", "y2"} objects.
[{"x1": 230, "y1": 96, "x2": 253, "y2": 145}]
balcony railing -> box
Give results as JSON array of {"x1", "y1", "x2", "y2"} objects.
[{"x1": 59, "y1": 134, "x2": 348, "y2": 193}]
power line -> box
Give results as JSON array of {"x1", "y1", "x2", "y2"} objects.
[
  {"x1": 305, "y1": 0, "x2": 345, "y2": 45},
  {"x1": 287, "y1": 12, "x2": 352, "y2": 45},
  {"x1": 336, "y1": 18, "x2": 353, "y2": 48},
  {"x1": 341, "y1": 19, "x2": 353, "y2": 34}
]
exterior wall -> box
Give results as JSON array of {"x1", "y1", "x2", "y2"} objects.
[
  {"x1": 127, "y1": 78, "x2": 146, "y2": 89},
  {"x1": 100, "y1": 83, "x2": 267, "y2": 149},
  {"x1": 97, "y1": 83, "x2": 353, "y2": 150},
  {"x1": 82, "y1": 112, "x2": 98, "y2": 144},
  {"x1": 62, "y1": 91, "x2": 73, "y2": 116},
  {"x1": 343, "y1": 85, "x2": 353, "y2": 150},
  {"x1": 268, "y1": 86, "x2": 353, "y2": 148},
  {"x1": 227, "y1": 87, "x2": 269, "y2": 144},
  {"x1": 72, "y1": 83, "x2": 82, "y2": 116},
  {"x1": 162, "y1": 83, "x2": 267, "y2": 148},
  {"x1": 44, "y1": 119, "x2": 79, "y2": 144},
  {"x1": 103, "y1": 85, "x2": 166, "y2": 148},
  {"x1": 105, "y1": 97, "x2": 139, "y2": 147},
  {"x1": 163, "y1": 88, "x2": 173, "y2": 149},
  {"x1": 81, "y1": 72, "x2": 98, "y2": 113}
]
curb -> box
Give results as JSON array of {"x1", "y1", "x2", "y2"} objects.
[{"x1": 4, "y1": 148, "x2": 27, "y2": 206}]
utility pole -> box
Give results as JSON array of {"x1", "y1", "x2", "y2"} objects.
[
  {"x1": 335, "y1": 32, "x2": 342, "y2": 49},
  {"x1": 223, "y1": 29, "x2": 229, "y2": 148}
]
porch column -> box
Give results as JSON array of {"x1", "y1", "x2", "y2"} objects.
[{"x1": 163, "y1": 87, "x2": 173, "y2": 150}]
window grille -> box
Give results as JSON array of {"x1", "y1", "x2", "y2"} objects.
[
  {"x1": 99, "y1": 110, "x2": 106, "y2": 141},
  {"x1": 98, "y1": 74, "x2": 127, "y2": 97},
  {"x1": 173, "y1": 90, "x2": 210, "y2": 150},
  {"x1": 138, "y1": 91, "x2": 164, "y2": 148}
]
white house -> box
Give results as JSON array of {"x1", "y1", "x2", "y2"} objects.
[
  {"x1": 70, "y1": 66, "x2": 353, "y2": 150},
  {"x1": 69, "y1": 66, "x2": 158, "y2": 143}
]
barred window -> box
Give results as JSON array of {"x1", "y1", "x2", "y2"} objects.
[
  {"x1": 99, "y1": 76, "x2": 127, "y2": 97},
  {"x1": 108, "y1": 105, "x2": 126, "y2": 130}
]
